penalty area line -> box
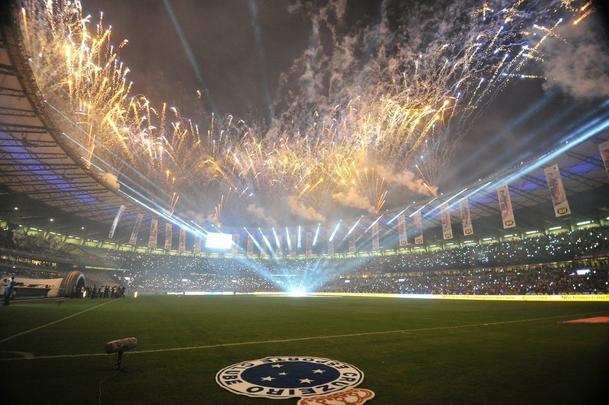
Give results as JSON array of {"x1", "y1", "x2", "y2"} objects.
[
  {"x1": 0, "y1": 300, "x2": 117, "y2": 345},
  {"x1": 2, "y1": 310, "x2": 607, "y2": 362}
]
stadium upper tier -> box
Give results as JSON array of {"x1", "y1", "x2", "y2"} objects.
[
  {"x1": 2, "y1": 215, "x2": 608, "y2": 266},
  {"x1": 2, "y1": 220, "x2": 608, "y2": 295}
]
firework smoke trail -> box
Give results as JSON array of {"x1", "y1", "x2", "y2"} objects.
[{"x1": 16, "y1": 0, "x2": 586, "y2": 225}]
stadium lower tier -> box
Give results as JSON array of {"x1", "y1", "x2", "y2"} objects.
[
  {"x1": 117, "y1": 263, "x2": 608, "y2": 295},
  {"x1": 2, "y1": 226, "x2": 609, "y2": 296}
]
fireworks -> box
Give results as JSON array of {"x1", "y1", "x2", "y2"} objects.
[{"x1": 16, "y1": 0, "x2": 587, "y2": 225}]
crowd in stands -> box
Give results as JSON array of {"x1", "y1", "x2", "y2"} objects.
[
  {"x1": 2, "y1": 224, "x2": 609, "y2": 296},
  {"x1": 114, "y1": 227, "x2": 609, "y2": 295},
  {"x1": 320, "y1": 266, "x2": 608, "y2": 295},
  {"x1": 118, "y1": 264, "x2": 607, "y2": 295}
]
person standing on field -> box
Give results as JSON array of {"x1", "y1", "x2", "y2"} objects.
[{"x1": 3, "y1": 276, "x2": 15, "y2": 306}]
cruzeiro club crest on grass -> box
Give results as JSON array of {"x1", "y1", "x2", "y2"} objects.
[{"x1": 216, "y1": 356, "x2": 365, "y2": 400}]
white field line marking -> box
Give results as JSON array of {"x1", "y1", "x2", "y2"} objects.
[
  {"x1": 0, "y1": 300, "x2": 116, "y2": 345},
  {"x1": 2, "y1": 310, "x2": 606, "y2": 362},
  {"x1": 0, "y1": 351, "x2": 35, "y2": 359}
]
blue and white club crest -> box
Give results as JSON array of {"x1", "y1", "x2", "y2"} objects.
[{"x1": 216, "y1": 356, "x2": 365, "y2": 399}]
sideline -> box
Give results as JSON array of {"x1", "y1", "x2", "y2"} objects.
[
  {"x1": 3, "y1": 310, "x2": 607, "y2": 361},
  {"x1": 0, "y1": 300, "x2": 117, "y2": 345}
]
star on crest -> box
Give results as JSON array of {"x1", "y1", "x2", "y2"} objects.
[
  {"x1": 261, "y1": 376, "x2": 275, "y2": 382},
  {"x1": 271, "y1": 364, "x2": 283, "y2": 368},
  {"x1": 312, "y1": 369, "x2": 325, "y2": 374},
  {"x1": 299, "y1": 378, "x2": 314, "y2": 384}
]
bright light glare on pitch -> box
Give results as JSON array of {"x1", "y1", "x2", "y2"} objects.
[
  {"x1": 205, "y1": 232, "x2": 233, "y2": 250},
  {"x1": 288, "y1": 289, "x2": 308, "y2": 297}
]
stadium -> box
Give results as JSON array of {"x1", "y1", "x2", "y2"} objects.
[{"x1": 1, "y1": 0, "x2": 608, "y2": 404}]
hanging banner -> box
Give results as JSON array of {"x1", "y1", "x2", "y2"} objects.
[
  {"x1": 398, "y1": 214, "x2": 408, "y2": 247},
  {"x1": 348, "y1": 235, "x2": 356, "y2": 253},
  {"x1": 328, "y1": 240, "x2": 334, "y2": 255},
  {"x1": 178, "y1": 228, "x2": 186, "y2": 253},
  {"x1": 193, "y1": 236, "x2": 202, "y2": 254},
  {"x1": 129, "y1": 213, "x2": 144, "y2": 245},
  {"x1": 496, "y1": 184, "x2": 516, "y2": 229},
  {"x1": 108, "y1": 205, "x2": 126, "y2": 239},
  {"x1": 305, "y1": 231, "x2": 312, "y2": 257},
  {"x1": 413, "y1": 211, "x2": 424, "y2": 244},
  {"x1": 232, "y1": 234, "x2": 240, "y2": 255},
  {"x1": 148, "y1": 218, "x2": 158, "y2": 249},
  {"x1": 164, "y1": 222, "x2": 173, "y2": 250},
  {"x1": 441, "y1": 204, "x2": 453, "y2": 240},
  {"x1": 544, "y1": 164, "x2": 571, "y2": 217},
  {"x1": 599, "y1": 139, "x2": 609, "y2": 179},
  {"x1": 372, "y1": 223, "x2": 380, "y2": 251},
  {"x1": 246, "y1": 237, "x2": 254, "y2": 257},
  {"x1": 459, "y1": 198, "x2": 474, "y2": 236}
]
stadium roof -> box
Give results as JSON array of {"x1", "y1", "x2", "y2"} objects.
[{"x1": 0, "y1": 13, "x2": 141, "y2": 227}]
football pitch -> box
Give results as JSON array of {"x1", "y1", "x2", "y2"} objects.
[{"x1": 1, "y1": 296, "x2": 608, "y2": 404}]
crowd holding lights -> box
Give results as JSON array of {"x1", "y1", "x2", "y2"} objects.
[
  {"x1": 1, "y1": 221, "x2": 608, "y2": 295},
  {"x1": 16, "y1": 0, "x2": 595, "y2": 226},
  {"x1": 110, "y1": 227, "x2": 609, "y2": 295}
]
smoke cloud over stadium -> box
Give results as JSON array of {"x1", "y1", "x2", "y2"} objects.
[{"x1": 15, "y1": 0, "x2": 608, "y2": 228}]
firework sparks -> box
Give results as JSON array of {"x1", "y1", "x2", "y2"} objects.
[{"x1": 16, "y1": 0, "x2": 586, "y2": 225}]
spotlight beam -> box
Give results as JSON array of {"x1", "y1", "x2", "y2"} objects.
[
  {"x1": 297, "y1": 225, "x2": 302, "y2": 250},
  {"x1": 328, "y1": 221, "x2": 341, "y2": 242},
  {"x1": 342, "y1": 217, "x2": 362, "y2": 241},
  {"x1": 285, "y1": 227, "x2": 292, "y2": 251},
  {"x1": 312, "y1": 223, "x2": 321, "y2": 246}
]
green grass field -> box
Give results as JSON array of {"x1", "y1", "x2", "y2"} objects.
[{"x1": 1, "y1": 296, "x2": 608, "y2": 404}]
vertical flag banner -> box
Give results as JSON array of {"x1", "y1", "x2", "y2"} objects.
[
  {"x1": 413, "y1": 211, "x2": 424, "y2": 244},
  {"x1": 193, "y1": 236, "x2": 202, "y2": 254},
  {"x1": 544, "y1": 164, "x2": 571, "y2": 217},
  {"x1": 246, "y1": 237, "x2": 254, "y2": 257},
  {"x1": 398, "y1": 214, "x2": 408, "y2": 246},
  {"x1": 599, "y1": 139, "x2": 609, "y2": 179},
  {"x1": 496, "y1": 184, "x2": 516, "y2": 229},
  {"x1": 164, "y1": 222, "x2": 173, "y2": 250},
  {"x1": 328, "y1": 240, "x2": 334, "y2": 255},
  {"x1": 441, "y1": 204, "x2": 453, "y2": 240},
  {"x1": 178, "y1": 228, "x2": 186, "y2": 253},
  {"x1": 129, "y1": 213, "x2": 144, "y2": 245},
  {"x1": 232, "y1": 234, "x2": 240, "y2": 255},
  {"x1": 348, "y1": 235, "x2": 356, "y2": 253},
  {"x1": 460, "y1": 198, "x2": 474, "y2": 236},
  {"x1": 108, "y1": 205, "x2": 126, "y2": 239},
  {"x1": 372, "y1": 223, "x2": 380, "y2": 251},
  {"x1": 148, "y1": 218, "x2": 158, "y2": 249},
  {"x1": 305, "y1": 231, "x2": 312, "y2": 257}
]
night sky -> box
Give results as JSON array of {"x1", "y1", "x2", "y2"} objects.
[{"x1": 83, "y1": 0, "x2": 609, "y2": 191}]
